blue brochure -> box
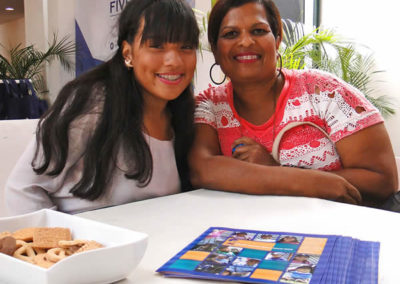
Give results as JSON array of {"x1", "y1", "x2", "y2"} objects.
[{"x1": 157, "y1": 227, "x2": 379, "y2": 284}]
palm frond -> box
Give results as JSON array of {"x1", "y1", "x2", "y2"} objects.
[
  {"x1": 365, "y1": 94, "x2": 397, "y2": 117},
  {"x1": 0, "y1": 34, "x2": 75, "y2": 95},
  {"x1": 280, "y1": 19, "x2": 396, "y2": 117}
]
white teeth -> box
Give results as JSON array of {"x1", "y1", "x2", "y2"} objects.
[
  {"x1": 158, "y1": 74, "x2": 181, "y2": 81},
  {"x1": 236, "y1": 55, "x2": 258, "y2": 60}
]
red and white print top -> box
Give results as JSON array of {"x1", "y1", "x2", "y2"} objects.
[{"x1": 194, "y1": 69, "x2": 383, "y2": 171}]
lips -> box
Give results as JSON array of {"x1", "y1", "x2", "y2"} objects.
[
  {"x1": 156, "y1": 73, "x2": 184, "y2": 85},
  {"x1": 234, "y1": 53, "x2": 260, "y2": 63}
]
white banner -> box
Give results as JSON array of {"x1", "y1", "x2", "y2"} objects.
[{"x1": 75, "y1": 0, "x2": 195, "y2": 75}]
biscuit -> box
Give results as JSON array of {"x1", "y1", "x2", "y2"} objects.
[
  {"x1": 32, "y1": 228, "x2": 72, "y2": 249},
  {"x1": 0, "y1": 236, "x2": 17, "y2": 256},
  {"x1": 12, "y1": 228, "x2": 35, "y2": 242},
  {"x1": 0, "y1": 231, "x2": 12, "y2": 240},
  {"x1": 16, "y1": 239, "x2": 28, "y2": 249},
  {"x1": 4, "y1": 226, "x2": 103, "y2": 269},
  {"x1": 76, "y1": 241, "x2": 104, "y2": 253},
  {"x1": 34, "y1": 253, "x2": 54, "y2": 269},
  {"x1": 58, "y1": 239, "x2": 87, "y2": 255},
  {"x1": 58, "y1": 239, "x2": 87, "y2": 248},
  {"x1": 13, "y1": 243, "x2": 36, "y2": 264},
  {"x1": 32, "y1": 247, "x2": 47, "y2": 255},
  {"x1": 46, "y1": 248, "x2": 67, "y2": 263}
]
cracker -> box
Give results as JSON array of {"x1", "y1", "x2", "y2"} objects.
[
  {"x1": 46, "y1": 248, "x2": 67, "y2": 263},
  {"x1": 76, "y1": 241, "x2": 104, "y2": 253},
  {"x1": 0, "y1": 231, "x2": 12, "y2": 240},
  {"x1": 58, "y1": 239, "x2": 87, "y2": 255},
  {"x1": 34, "y1": 253, "x2": 55, "y2": 269},
  {"x1": 12, "y1": 228, "x2": 36, "y2": 242},
  {"x1": 13, "y1": 243, "x2": 36, "y2": 264},
  {"x1": 32, "y1": 227, "x2": 72, "y2": 249}
]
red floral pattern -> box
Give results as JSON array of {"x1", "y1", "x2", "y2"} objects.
[{"x1": 194, "y1": 69, "x2": 383, "y2": 170}]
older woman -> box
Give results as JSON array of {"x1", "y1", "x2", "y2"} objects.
[{"x1": 189, "y1": 0, "x2": 397, "y2": 206}]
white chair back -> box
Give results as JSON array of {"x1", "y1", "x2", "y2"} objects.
[
  {"x1": 396, "y1": 156, "x2": 400, "y2": 191},
  {"x1": 0, "y1": 119, "x2": 38, "y2": 216}
]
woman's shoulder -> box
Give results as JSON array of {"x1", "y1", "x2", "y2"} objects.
[
  {"x1": 285, "y1": 69, "x2": 359, "y2": 93},
  {"x1": 196, "y1": 82, "x2": 232, "y2": 104},
  {"x1": 286, "y1": 68, "x2": 350, "y2": 90}
]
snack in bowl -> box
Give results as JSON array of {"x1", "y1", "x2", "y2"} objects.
[
  {"x1": 0, "y1": 227, "x2": 104, "y2": 269},
  {"x1": 0, "y1": 209, "x2": 148, "y2": 284},
  {"x1": 0, "y1": 236, "x2": 17, "y2": 256}
]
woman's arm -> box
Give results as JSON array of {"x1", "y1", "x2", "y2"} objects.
[
  {"x1": 189, "y1": 124, "x2": 362, "y2": 204},
  {"x1": 333, "y1": 123, "x2": 397, "y2": 205}
]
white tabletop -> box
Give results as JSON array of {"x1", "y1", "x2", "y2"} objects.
[{"x1": 78, "y1": 189, "x2": 399, "y2": 284}]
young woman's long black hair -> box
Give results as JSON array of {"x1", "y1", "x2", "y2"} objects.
[{"x1": 33, "y1": 0, "x2": 199, "y2": 200}]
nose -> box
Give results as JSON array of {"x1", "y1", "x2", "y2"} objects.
[
  {"x1": 238, "y1": 32, "x2": 255, "y2": 47},
  {"x1": 164, "y1": 49, "x2": 183, "y2": 67}
]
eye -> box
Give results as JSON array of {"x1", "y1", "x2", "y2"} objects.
[
  {"x1": 181, "y1": 44, "x2": 195, "y2": 50},
  {"x1": 252, "y1": 28, "x2": 268, "y2": 35},
  {"x1": 221, "y1": 30, "x2": 238, "y2": 39},
  {"x1": 147, "y1": 40, "x2": 163, "y2": 49},
  {"x1": 149, "y1": 44, "x2": 163, "y2": 49}
]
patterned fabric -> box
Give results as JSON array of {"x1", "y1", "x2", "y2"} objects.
[{"x1": 194, "y1": 69, "x2": 383, "y2": 171}]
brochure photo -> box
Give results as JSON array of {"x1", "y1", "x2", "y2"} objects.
[{"x1": 157, "y1": 227, "x2": 379, "y2": 284}]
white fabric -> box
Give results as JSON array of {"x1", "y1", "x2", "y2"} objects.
[{"x1": 5, "y1": 132, "x2": 180, "y2": 216}]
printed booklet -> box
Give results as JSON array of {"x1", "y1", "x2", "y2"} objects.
[{"x1": 157, "y1": 227, "x2": 379, "y2": 284}]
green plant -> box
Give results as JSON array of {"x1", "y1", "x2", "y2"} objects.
[
  {"x1": 280, "y1": 19, "x2": 396, "y2": 117},
  {"x1": 192, "y1": 7, "x2": 395, "y2": 117},
  {"x1": 0, "y1": 34, "x2": 75, "y2": 98}
]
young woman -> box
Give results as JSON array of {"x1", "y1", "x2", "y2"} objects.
[
  {"x1": 189, "y1": 0, "x2": 397, "y2": 206},
  {"x1": 5, "y1": 0, "x2": 199, "y2": 215}
]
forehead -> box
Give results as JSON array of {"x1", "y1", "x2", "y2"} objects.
[{"x1": 220, "y1": 2, "x2": 269, "y2": 28}]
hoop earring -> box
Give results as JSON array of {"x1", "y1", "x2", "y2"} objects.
[
  {"x1": 277, "y1": 52, "x2": 283, "y2": 75},
  {"x1": 209, "y1": 63, "x2": 226, "y2": 85}
]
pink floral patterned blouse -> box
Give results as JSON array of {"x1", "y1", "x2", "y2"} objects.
[{"x1": 194, "y1": 69, "x2": 383, "y2": 170}]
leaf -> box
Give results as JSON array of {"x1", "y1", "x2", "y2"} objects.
[
  {"x1": 0, "y1": 34, "x2": 75, "y2": 95},
  {"x1": 280, "y1": 19, "x2": 395, "y2": 117}
]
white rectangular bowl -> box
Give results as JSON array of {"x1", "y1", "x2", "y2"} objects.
[{"x1": 0, "y1": 209, "x2": 148, "y2": 284}]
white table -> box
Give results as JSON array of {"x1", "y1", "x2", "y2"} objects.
[{"x1": 78, "y1": 189, "x2": 400, "y2": 284}]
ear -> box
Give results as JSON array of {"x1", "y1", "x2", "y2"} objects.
[
  {"x1": 275, "y1": 35, "x2": 282, "y2": 50},
  {"x1": 211, "y1": 45, "x2": 219, "y2": 65},
  {"x1": 122, "y1": 40, "x2": 133, "y2": 62}
]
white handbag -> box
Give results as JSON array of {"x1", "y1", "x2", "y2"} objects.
[{"x1": 271, "y1": 121, "x2": 331, "y2": 163}]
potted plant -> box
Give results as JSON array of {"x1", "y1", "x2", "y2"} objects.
[
  {"x1": 0, "y1": 34, "x2": 75, "y2": 119},
  {"x1": 280, "y1": 19, "x2": 395, "y2": 117}
]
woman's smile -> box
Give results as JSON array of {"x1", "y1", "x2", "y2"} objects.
[
  {"x1": 156, "y1": 73, "x2": 184, "y2": 85},
  {"x1": 234, "y1": 52, "x2": 261, "y2": 63}
]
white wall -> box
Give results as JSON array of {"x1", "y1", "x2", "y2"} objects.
[
  {"x1": 193, "y1": 1, "x2": 217, "y2": 94},
  {"x1": 24, "y1": 0, "x2": 47, "y2": 50},
  {"x1": 46, "y1": 0, "x2": 75, "y2": 104},
  {"x1": 320, "y1": 0, "x2": 400, "y2": 155},
  {"x1": 23, "y1": 0, "x2": 75, "y2": 103},
  {"x1": 0, "y1": 18, "x2": 26, "y2": 61}
]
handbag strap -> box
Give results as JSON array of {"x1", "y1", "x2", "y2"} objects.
[{"x1": 271, "y1": 121, "x2": 331, "y2": 163}]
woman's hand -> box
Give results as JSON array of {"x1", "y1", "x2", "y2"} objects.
[
  {"x1": 231, "y1": 136, "x2": 279, "y2": 166},
  {"x1": 297, "y1": 169, "x2": 362, "y2": 205}
]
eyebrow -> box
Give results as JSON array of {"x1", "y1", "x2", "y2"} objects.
[{"x1": 220, "y1": 21, "x2": 270, "y2": 31}]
